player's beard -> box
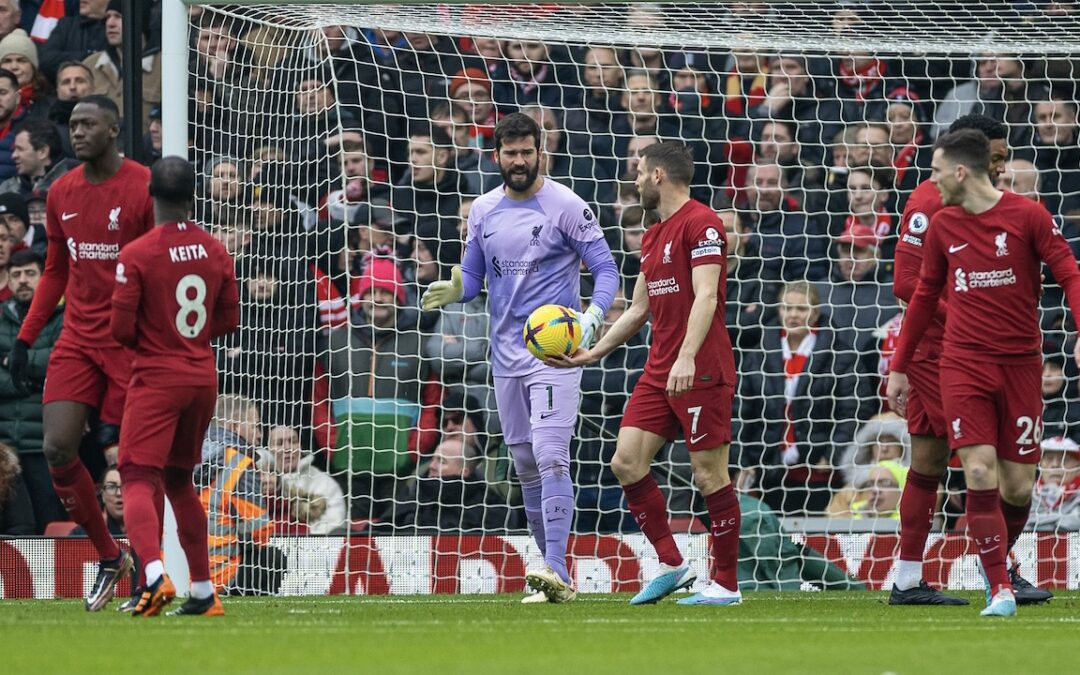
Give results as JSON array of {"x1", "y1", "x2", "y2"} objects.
[
  {"x1": 501, "y1": 159, "x2": 539, "y2": 192},
  {"x1": 639, "y1": 178, "x2": 661, "y2": 211}
]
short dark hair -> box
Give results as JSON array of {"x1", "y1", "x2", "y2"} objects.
[
  {"x1": 150, "y1": 156, "x2": 196, "y2": 205},
  {"x1": 493, "y1": 112, "x2": 541, "y2": 152},
  {"x1": 77, "y1": 95, "x2": 120, "y2": 123},
  {"x1": 934, "y1": 129, "x2": 991, "y2": 176},
  {"x1": 14, "y1": 119, "x2": 62, "y2": 161},
  {"x1": 409, "y1": 123, "x2": 452, "y2": 149},
  {"x1": 947, "y1": 114, "x2": 1008, "y2": 141},
  {"x1": 9, "y1": 248, "x2": 44, "y2": 272},
  {"x1": 56, "y1": 60, "x2": 94, "y2": 84},
  {"x1": 848, "y1": 164, "x2": 895, "y2": 190},
  {"x1": 0, "y1": 68, "x2": 18, "y2": 90},
  {"x1": 639, "y1": 141, "x2": 695, "y2": 186}
]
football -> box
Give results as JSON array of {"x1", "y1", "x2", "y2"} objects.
[{"x1": 522, "y1": 304, "x2": 582, "y2": 360}]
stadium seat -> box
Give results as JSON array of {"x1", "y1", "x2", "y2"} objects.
[
  {"x1": 331, "y1": 398, "x2": 420, "y2": 475},
  {"x1": 43, "y1": 521, "x2": 78, "y2": 537}
]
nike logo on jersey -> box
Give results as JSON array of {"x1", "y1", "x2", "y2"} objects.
[
  {"x1": 979, "y1": 545, "x2": 1000, "y2": 555},
  {"x1": 539, "y1": 411, "x2": 557, "y2": 420},
  {"x1": 62, "y1": 212, "x2": 78, "y2": 221},
  {"x1": 690, "y1": 433, "x2": 709, "y2": 444},
  {"x1": 948, "y1": 243, "x2": 969, "y2": 253},
  {"x1": 1017, "y1": 446, "x2": 1038, "y2": 456},
  {"x1": 640, "y1": 254, "x2": 650, "y2": 263},
  {"x1": 483, "y1": 230, "x2": 497, "y2": 239}
]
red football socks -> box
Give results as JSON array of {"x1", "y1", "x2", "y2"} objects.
[
  {"x1": 165, "y1": 467, "x2": 212, "y2": 583},
  {"x1": 966, "y1": 488, "x2": 1011, "y2": 592},
  {"x1": 1000, "y1": 498, "x2": 1031, "y2": 555},
  {"x1": 898, "y1": 469, "x2": 940, "y2": 562},
  {"x1": 704, "y1": 484, "x2": 740, "y2": 590},
  {"x1": 49, "y1": 458, "x2": 120, "y2": 560},
  {"x1": 623, "y1": 474, "x2": 683, "y2": 567},
  {"x1": 118, "y1": 464, "x2": 165, "y2": 574}
]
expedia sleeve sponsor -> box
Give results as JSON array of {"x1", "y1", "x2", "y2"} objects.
[{"x1": 690, "y1": 224, "x2": 724, "y2": 260}]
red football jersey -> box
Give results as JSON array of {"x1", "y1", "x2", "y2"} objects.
[
  {"x1": 18, "y1": 160, "x2": 155, "y2": 347},
  {"x1": 638, "y1": 198, "x2": 735, "y2": 389},
  {"x1": 895, "y1": 180, "x2": 947, "y2": 361},
  {"x1": 894, "y1": 191, "x2": 1080, "y2": 371},
  {"x1": 111, "y1": 221, "x2": 240, "y2": 385}
]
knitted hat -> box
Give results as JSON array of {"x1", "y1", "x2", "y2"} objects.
[
  {"x1": 448, "y1": 67, "x2": 491, "y2": 97},
  {"x1": 0, "y1": 192, "x2": 29, "y2": 227},
  {"x1": 354, "y1": 256, "x2": 405, "y2": 304},
  {"x1": 838, "y1": 222, "x2": 877, "y2": 249},
  {"x1": 0, "y1": 29, "x2": 39, "y2": 71}
]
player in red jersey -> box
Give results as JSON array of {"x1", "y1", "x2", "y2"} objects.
[
  {"x1": 111, "y1": 157, "x2": 239, "y2": 617},
  {"x1": 888, "y1": 129, "x2": 1080, "y2": 617},
  {"x1": 551, "y1": 142, "x2": 740, "y2": 606},
  {"x1": 890, "y1": 115, "x2": 1052, "y2": 606},
  {"x1": 6, "y1": 96, "x2": 154, "y2": 611}
]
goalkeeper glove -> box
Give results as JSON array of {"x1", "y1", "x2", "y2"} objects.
[
  {"x1": 577, "y1": 304, "x2": 606, "y2": 349},
  {"x1": 421, "y1": 265, "x2": 464, "y2": 310}
]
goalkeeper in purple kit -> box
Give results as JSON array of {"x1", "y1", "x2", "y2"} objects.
[{"x1": 422, "y1": 113, "x2": 619, "y2": 603}]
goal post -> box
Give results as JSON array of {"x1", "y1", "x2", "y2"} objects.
[{"x1": 151, "y1": 0, "x2": 1080, "y2": 597}]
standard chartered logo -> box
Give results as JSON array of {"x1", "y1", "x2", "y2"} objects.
[
  {"x1": 955, "y1": 267, "x2": 1016, "y2": 292},
  {"x1": 954, "y1": 268, "x2": 968, "y2": 292},
  {"x1": 647, "y1": 276, "x2": 681, "y2": 296}
]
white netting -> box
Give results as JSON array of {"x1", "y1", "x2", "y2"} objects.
[{"x1": 181, "y1": 0, "x2": 1080, "y2": 595}]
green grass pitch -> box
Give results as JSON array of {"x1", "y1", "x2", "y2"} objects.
[{"x1": 4, "y1": 592, "x2": 1080, "y2": 674}]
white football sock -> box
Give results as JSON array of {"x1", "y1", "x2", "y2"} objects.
[
  {"x1": 190, "y1": 580, "x2": 214, "y2": 600},
  {"x1": 895, "y1": 560, "x2": 923, "y2": 591},
  {"x1": 144, "y1": 559, "x2": 165, "y2": 587}
]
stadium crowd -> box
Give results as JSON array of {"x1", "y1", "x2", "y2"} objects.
[{"x1": 1, "y1": 1, "x2": 1080, "y2": 556}]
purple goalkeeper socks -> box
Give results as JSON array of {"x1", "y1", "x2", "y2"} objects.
[
  {"x1": 521, "y1": 480, "x2": 547, "y2": 558},
  {"x1": 541, "y1": 473, "x2": 574, "y2": 584}
]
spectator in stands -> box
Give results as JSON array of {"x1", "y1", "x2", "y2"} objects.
[
  {"x1": 846, "y1": 122, "x2": 893, "y2": 170},
  {"x1": 749, "y1": 53, "x2": 841, "y2": 168},
  {"x1": 38, "y1": 0, "x2": 108, "y2": 80},
  {"x1": 1028, "y1": 435, "x2": 1080, "y2": 531},
  {"x1": 326, "y1": 257, "x2": 441, "y2": 517},
  {"x1": 820, "y1": 220, "x2": 900, "y2": 369},
  {"x1": 0, "y1": 218, "x2": 11, "y2": 298},
  {"x1": 381, "y1": 434, "x2": 512, "y2": 532},
  {"x1": 613, "y1": 69, "x2": 674, "y2": 161},
  {"x1": 455, "y1": 197, "x2": 473, "y2": 241},
  {"x1": 565, "y1": 45, "x2": 624, "y2": 178},
  {"x1": 0, "y1": 28, "x2": 48, "y2": 116},
  {"x1": 423, "y1": 273, "x2": 492, "y2": 416},
  {"x1": 438, "y1": 391, "x2": 488, "y2": 458},
  {"x1": 0, "y1": 1, "x2": 19, "y2": 43},
  {"x1": 933, "y1": 55, "x2": 1036, "y2": 142},
  {"x1": 190, "y1": 13, "x2": 257, "y2": 159},
  {"x1": 0, "y1": 248, "x2": 62, "y2": 532},
  {"x1": 81, "y1": 3, "x2": 162, "y2": 131},
  {"x1": 719, "y1": 45, "x2": 769, "y2": 140},
  {"x1": 392, "y1": 124, "x2": 470, "y2": 236},
  {"x1": 0, "y1": 68, "x2": 28, "y2": 181},
  {"x1": 47, "y1": 61, "x2": 93, "y2": 157},
  {"x1": 737, "y1": 161, "x2": 828, "y2": 306},
  {"x1": 1041, "y1": 352, "x2": 1080, "y2": 442},
  {"x1": 0, "y1": 119, "x2": 77, "y2": 198},
  {"x1": 71, "y1": 465, "x2": 126, "y2": 536},
  {"x1": 199, "y1": 155, "x2": 245, "y2": 211},
  {"x1": 492, "y1": 38, "x2": 580, "y2": 112},
  {"x1": 737, "y1": 281, "x2": 863, "y2": 515},
  {"x1": 720, "y1": 208, "x2": 767, "y2": 356},
  {"x1": 615, "y1": 205, "x2": 653, "y2": 288},
  {"x1": 198, "y1": 394, "x2": 286, "y2": 595},
  {"x1": 0, "y1": 192, "x2": 43, "y2": 257},
  {"x1": 258, "y1": 424, "x2": 347, "y2": 535},
  {"x1": 838, "y1": 164, "x2": 894, "y2": 241},
  {"x1": 996, "y1": 157, "x2": 1041, "y2": 202},
  {"x1": 828, "y1": 459, "x2": 907, "y2": 520},
  {"x1": 754, "y1": 119, "x2": 824, "y2": 212},
  {"x1": 885, "y1": 89, "x2": 932, "y2": 195},
  {"x1": 833, "y1": 49, "x2": 895, "y2": 123},
  {"x1": 516, "y1": 103, "x2": 603, "y2": 205},
  {"x1": 829, "y1": 412, "x2": 910, "y2": 515},
  {"x1": 217, "y1": 256, "x2": 318, "y2": 432},
  {"x1": 1023, "y1": 94, "x2": 1080, "y2": 216},
  {"x1": 431, "y1": 101, "x2": 499, "y2": 197},
  {"x1": 0, "y1": 440, "x2": 33, "y2": 534},
  {"x1": 449, "y1": 66, "x2": 497, "y2": 148}
]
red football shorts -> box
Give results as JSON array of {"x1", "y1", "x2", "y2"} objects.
[
  {"x1": 622, "y1": 380, "x2": 732, "y2": 451},
  {"x1": 43, "y1": 342, "x2": 132, "y2": 424},
  {"x1": 118, "y1": 379, "x2": 218, "y2": 471},
  {"x1": 905, "y1": 356, "x2": 946, "y2": 438},
  {"x1": 939, "y1": 357, "x2": 1043, "y2": 464}
]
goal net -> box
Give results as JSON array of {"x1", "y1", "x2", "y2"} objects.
[{"x1": 168, "y1": 0, "x2": 1080, "y2": 596}]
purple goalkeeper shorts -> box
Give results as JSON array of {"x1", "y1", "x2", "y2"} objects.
[{"x1": 493, "y1": 369, "x2": 582, "y2": 446}]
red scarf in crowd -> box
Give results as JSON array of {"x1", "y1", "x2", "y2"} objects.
[
  {"x1": 781, "y1": 329, "x2": 816, "y2": 460},
  {"x1": 838, "y1": 58, "x2": 885, "y2": 100},
  {"x1": 845, "y1": 211, "x2": 893, "y2": 240},
  {"x1": 892, "y1": 130, "x2": 924, "y2": 186},
  {"x1": 724, "y1": 61, "x2": 767, "y2": 117}
]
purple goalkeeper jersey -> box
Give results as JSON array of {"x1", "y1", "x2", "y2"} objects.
[{"x1": 460, "y1": 178, "x2": 611, "y2": 377}]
